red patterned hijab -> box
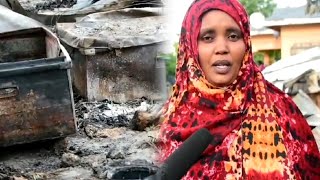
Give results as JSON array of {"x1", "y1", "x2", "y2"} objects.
[{"x1": 159, "y1": 0, "x2": 320, "y2": 179}]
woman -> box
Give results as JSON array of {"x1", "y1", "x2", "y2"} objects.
[{"x1": 159, "y1": 0, "x2": 320, "y2": 179}]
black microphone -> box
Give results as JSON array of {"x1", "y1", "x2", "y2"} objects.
[{"x1": 144, "y1": 128, "x2": 213, "y2": 180}]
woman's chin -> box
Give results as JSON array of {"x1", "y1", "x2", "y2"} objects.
[
  {"x1": 207, "y1": 75, "x2": 235, "y2": 87},
  {"x1": 208, "y1": 80, "x2": 233, "y2": 88}
]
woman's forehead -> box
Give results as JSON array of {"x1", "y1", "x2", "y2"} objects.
[{"x1": 200, "y1": 10, "x2": 242, "y2": 30}]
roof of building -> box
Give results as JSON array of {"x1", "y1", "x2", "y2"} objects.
[
  {"x1": 267, "y1": 5, "x2": 320, "y2": 21},
  {"x1": 265, "y1": 5, "x2": 320, "y2": 28},
  {"x1": 250, "y1": 27, "x2": 277, "y2": 36}
]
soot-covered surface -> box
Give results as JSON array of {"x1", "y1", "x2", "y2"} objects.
[
  {"x1": 18, "y1": 0, "x2": 77, "y2": 12},
  {"x1": 18, "y1": 0, "x2": 164, "y2": 12}
]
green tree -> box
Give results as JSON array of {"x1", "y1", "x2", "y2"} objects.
[
  {"x1": 239, "y1": 0, "x2": 276, "y2": 17},
  {"x1": 158, "y1": 42, "x2": 178, "y2": 83}
]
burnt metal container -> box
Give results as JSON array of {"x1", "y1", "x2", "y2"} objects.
[
  {"x1": 56, "y1": 8, "x2": 169, "y2": 103},
  {"x1": 62, "y1": 43, "x2": 167, "y2": 103},
  {"x1": 0, "y1": 5, "x2": 76, "y2": 147}
]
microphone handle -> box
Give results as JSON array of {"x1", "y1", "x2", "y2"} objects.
[{"x1": 144, "y1": 128, "x2": 213, "y2": 180}]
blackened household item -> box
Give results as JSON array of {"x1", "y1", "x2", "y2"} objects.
[
  {"x1": 0, "y1": 5, "x2": 76, "y2": 147},
  {"x1": 110, "y1": 166, "x2": 157, "y2": 180},
  {"x1": 57, "y1": 8, "x2": 169, "y2": 103}
]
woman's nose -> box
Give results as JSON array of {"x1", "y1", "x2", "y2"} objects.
[{"x1": 214, "y1": 37, "x2": 229, "y2": 55}]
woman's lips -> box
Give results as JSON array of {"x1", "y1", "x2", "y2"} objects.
[{"x1": 212, "y1": 60, "x2": 232, "y2": 74}]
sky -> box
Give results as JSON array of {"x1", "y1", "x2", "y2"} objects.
[
  {"x1": 276, "y1": 0, "x2": 306, "y2": 8},
  {"x1": 165, "y1": 0, "x2": 307, "y2": 36}
]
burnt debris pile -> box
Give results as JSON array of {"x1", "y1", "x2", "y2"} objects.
[
  {"x1": 0, "y1": 96, "x2": 161, "y2": 179},
  {"x1": 35, "y1": 0, "x2": 77, "y2": 11},
  {"x1": 75, "y1": 96, "x2": 158, "y2": 129}
]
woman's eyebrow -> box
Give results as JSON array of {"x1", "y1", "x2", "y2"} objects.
[
  {"x1": 199, "y1": 27, "x2": 243, "y2": 38},
  {"x1": 199, "y1": 28, "x2": 215, "y2": 36},
  {"x1": 226, "y1": 27, "x2": 242, "y2": 34}
]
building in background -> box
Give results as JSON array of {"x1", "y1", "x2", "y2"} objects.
[{"x1": 251, "y1": 5, "x2": 320, "y2": 65}]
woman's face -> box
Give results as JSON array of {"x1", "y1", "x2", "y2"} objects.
[{"x1": 198, "y1": 10, "x2": 246, "y2": 87}]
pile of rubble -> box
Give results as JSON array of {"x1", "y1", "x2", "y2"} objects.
[{"x1": 0, "y1": 96, "x2": 161, "y2": 179}]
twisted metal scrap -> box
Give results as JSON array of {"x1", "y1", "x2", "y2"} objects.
[{"x1": 306, "y1": 0, "x2": 320, "y2": 15}]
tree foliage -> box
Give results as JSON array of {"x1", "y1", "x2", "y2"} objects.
[
  {"x1": 239, "y1": 0, "x2": 276, "y2": 17},
  {"x1": 158, "y1": 42, "x2": 178, "y2": 83}
]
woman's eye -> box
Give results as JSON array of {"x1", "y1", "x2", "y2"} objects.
[
  {"x1": 201, "y1": 35, "x2": 214, "y2": 42},
  {"x1": 228, "y1": 33, "x2": 241, "y2": 41}
]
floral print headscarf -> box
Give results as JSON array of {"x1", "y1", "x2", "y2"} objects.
[{"x1": 159, "y1": 0, "x2": 320, "y2": 179}]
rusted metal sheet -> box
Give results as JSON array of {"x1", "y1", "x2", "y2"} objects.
[
  {"x1": 292, "y1": 90, "x2": 320, "y2": 127},
  {"x1": 0, "y1": 57, "x2": 75, "y2": 147}
]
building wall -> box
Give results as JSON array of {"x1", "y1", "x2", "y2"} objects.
[
  {"x1": 251, "y1": 34, "x2": 281, "y2": 53},
  {"x1": 280, "y1": 24, "x2": 320, "y2": 58},
  {"x1": 251, "y1": 34, "x2": 281, "y2": 65}
]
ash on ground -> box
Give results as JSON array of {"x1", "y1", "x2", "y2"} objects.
[
  {"x1": 75, "y1": 96, "x2": 154, "y2": 129},
  {"x1": 0, "y1": 95, "x2": 162, "y2": 179}
]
